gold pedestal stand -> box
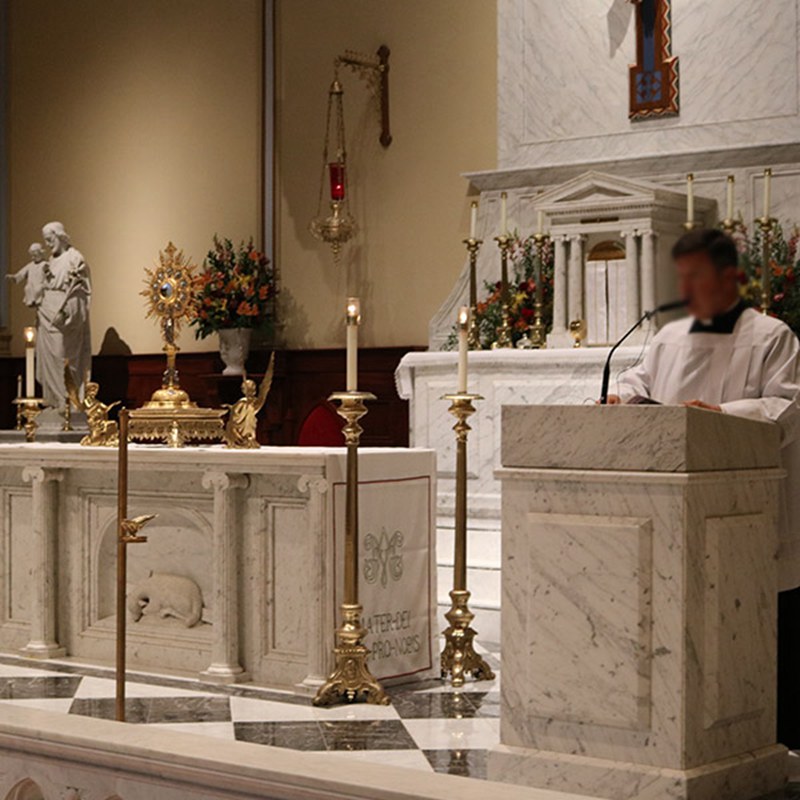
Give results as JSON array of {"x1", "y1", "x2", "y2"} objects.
[
  {"x1": 463, "y1": 237, "x2": 483, "y2": 349},
  {"x1": 492, "y1": 235, "x2": 513, "y2": 349},
  {"x1": 115, "y1": 410, "x2": 156, "y2": 721},
  {"x1": 440, "y1": 393, "x2": 495, "y2": 687},
  {"x1": 129, "y1": 341, "x2": 225, "y2": 447},
  {"x1": 757, "y1": 216, "x2": 776, "y2": 314},
  {"x1": 13, "y1": 398, "x2": 44, "y2": 442},
  {"x1": 313, "y1": 391, "x2": 390, "y2": 707}
]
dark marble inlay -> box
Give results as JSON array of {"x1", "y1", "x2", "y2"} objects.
[
  {"x1": 234, "y1": 721, "x2": 326, "y2": 750},
  {"x1": 69, "y1": 696, "x2": 231, "y2": 724},
  {"x1": 424, "y1": 748, "x2": 488, "y2": 779},
  {"x1": 390, "y1": 692, "x2": 482, "y2": 719},
  {"x1": 320, "y1": 720, "x2": 416, "y2": 751},
  {"x1": 0, "y1": 676, "x2": 81, "y2": 699}
]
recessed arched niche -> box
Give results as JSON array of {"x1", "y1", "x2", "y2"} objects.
[
  {"x1": 4, "y1": 779, "x2": 45, "y2": 800},
  {"x1": 95, "y1": 506, "x2": 213, "y2": 626}
]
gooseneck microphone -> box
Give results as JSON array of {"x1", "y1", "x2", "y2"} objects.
[{"x1": 599, "y1": 299, "x2": 688, "y2": 405}]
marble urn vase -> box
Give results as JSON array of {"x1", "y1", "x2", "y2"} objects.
[{"x1": 218, "y1": 328, "x2": 252, "y2": 376}]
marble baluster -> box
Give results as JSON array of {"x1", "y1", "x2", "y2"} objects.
[
  {"x1": 641, "y1": 229, "x2": 658, "y2": 314},
  {"x1": 622, "y1": 230, "x2": 641, "y2": 327},
  {"x1": 21, "y1": 467, "x2": 66, "y2": 658},
  {"x1": 548, "y1": 234, "x2": 569, "y2": 347},
  {"x1": 201, "y1": 470, "x2": 250, "y2": 683},
  {"x1": 567, "y1": 234, "x2": 586, "y2": 326}
]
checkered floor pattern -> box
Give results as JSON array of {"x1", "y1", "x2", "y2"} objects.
[
  {"x1": 0, "y1": 646, "x2": 798, "y2": 794},
  {"x1": 0, "y1": 645, "x2": 502, "y2": 779}
]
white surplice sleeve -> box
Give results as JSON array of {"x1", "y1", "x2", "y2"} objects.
[
  {"x1": 614, "y1": 344, "x2": 657, "y2": 401},
  {"x1": 720, "y1": 326, "x2": 800, "y2": 445}
]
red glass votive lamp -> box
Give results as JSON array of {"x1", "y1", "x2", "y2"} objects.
[{"x1": 329, "y1": 162, "x2": 346, "y2": 201}]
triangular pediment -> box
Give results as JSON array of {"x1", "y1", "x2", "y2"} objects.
[{"x1": 535, "y1": 171, "x2": 666, "y2": 207}]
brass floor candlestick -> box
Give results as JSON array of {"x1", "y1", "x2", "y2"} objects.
[
  {"x1": 314, "y1": 391, "x2": 390, "y2": 707},
  {"x1": 115, "y1": 409, "x2": 155, "y2": 721},
  {"x1": 464, "y1": 237, "x2": 483, "y2": 349},
  {"x1": 757, "y1": 216, "x2": 776, "y2": 314},
  {"x1": 493, "y1": 234, "x2": 513, "y2": 349},
  {"x1": 440, "y1": 393, "x2": 495, "y2": 688},
  {"x1": 721, "y1": 218, "x2": 736, "y2": 236},
  {"x1": 13, "y1": 398, "x2": 44, "y2": 442}
]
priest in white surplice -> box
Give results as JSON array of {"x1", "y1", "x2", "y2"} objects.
[{"x1": 607, "y1": 228, "x2": 800, "y2": 748}]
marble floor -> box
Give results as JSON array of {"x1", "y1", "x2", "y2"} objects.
[{"x1": 0, "y1": 643, "x2": 798, "y2": 797}]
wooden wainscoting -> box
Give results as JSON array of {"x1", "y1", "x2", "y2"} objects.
[{"x1": 0, "y1": 347, "x2": 422, "y2": 446}]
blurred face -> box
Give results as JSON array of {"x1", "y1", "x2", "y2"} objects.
[{"x1": 675, "y1": 250, "x2": 739, "y2": 319}]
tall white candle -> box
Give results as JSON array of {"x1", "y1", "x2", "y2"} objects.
[
  {"x1": 24, "y1": 327, "x2": 35, "y2": 398},
  {"x1": 457, "y1": 307, "x2": 469, "y2": 394},
  {"x1": 500, "y1": 192, "x2": 507, "y2": 235},
  {"x1": 345, "y1": 298, "x2": 360, "y2": 392},
  {"x1": 726, "y1": 175, "x2": 735, "y2": 221},
  {"x1": 537, "y1": 210, "x2": 544, "y2": 235},
  {"x1": 16, "y1": 374, "x2": 21, "y2": 400},
  {"x1": 469, "y1": 201, "x2": 478, "y2": 240},
  {"x1": 763, "y1": 168, "x2": 772, "y2": 219},
  {"x1": 686, "y1": 173, "x2": 694, "y2": 224}
]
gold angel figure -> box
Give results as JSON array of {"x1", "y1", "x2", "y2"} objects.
[
  {"x1": 224, "y1": 352, "x2": 276, "y2": 449},
  {"x1": 65, "y1": 362, "x2": 120, "y2": 447}
]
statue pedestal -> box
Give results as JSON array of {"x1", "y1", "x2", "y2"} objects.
[{"x1": 490, "y1": 405, "x2": 788, "y2": 800}]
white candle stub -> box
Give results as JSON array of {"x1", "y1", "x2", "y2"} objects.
[
  {"x1": 763, "y1": 168, "x2": 772, "y2": 220},
  {"x1": 469, "y1": 201, "x2": 478, "y2": 240},
  {"x1": 457, "y1": 306, "x2": 469, "y2": 394},
  {"x1": 345, "y1": 298, "x2": 360, "y2": 393},
  {"x1": 686, "y1": 173, "x2": 694, "y2": 224},
  {"x1": 24, "y1": 326, "x2": 36, "y2": 398},
  {"x1": 726, "y1": 175, "x2": 735, "y2": 221},
  {"x1": 500, "y1": 192, "x2": 508, "y2": 236}
]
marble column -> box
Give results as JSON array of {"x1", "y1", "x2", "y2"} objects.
[
  {"x1": 567, "y1": 234, "x2": 585, "y2": 326},
  {"x1": 21, "y1": 467, "x2": 65, "y2": 658},
  {"x1": 641, "y1": 229, "x2": 658, "y2": 314},
  {"x1": 547, "y1": 234, "x2": 570, "y2": 347},
  {"x1": 201, "y1": 470, "x2": 250, "y2": 683},
  {"x1": 621, "y1": 230, "x2": 641, "y2": 326}
]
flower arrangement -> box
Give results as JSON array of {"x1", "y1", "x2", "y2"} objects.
[
  {"x1": 445, "y1": 233, "x2": 555, "y2": 350},
  {"x1": 731, "y1": 220, "x2": 800, "y2": 336},
  {"x1": 191, "y1": 236, "x2": 275, "y2": 339}
]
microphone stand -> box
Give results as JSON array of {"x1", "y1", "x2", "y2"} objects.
[{"x1": 599, "y1": 312, "x2": 650, "y2": 405}]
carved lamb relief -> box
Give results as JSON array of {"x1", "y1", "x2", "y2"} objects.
[{"x1": 128, "y1": 572, "x2": 204, "y2": 628}]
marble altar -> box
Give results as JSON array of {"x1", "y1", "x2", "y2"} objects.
[
  {"x1": 490, "y1": 405, "x2": 787, "y2": 799},
  {"x1": 0, "y1": 443, "x2": 437, "y2": 692},
  {"x1": 396, "y1": 346, "x2": 644, "y2": 641}
]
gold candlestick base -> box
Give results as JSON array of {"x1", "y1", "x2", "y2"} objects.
[
  {"x1": 569, "y1": 319, "x2": 587, "y2": 348},
  {"x1": 493, "y1": 302, "x2": 513, "y2": 349},
  {"x1": 721, "y1": 218, "x2": 736, "y2": 235},
  {"x1": 13, "y1": 398, "x2": 44, "y2": 442},
  {"x1": 313, "y1": 390, "x2": 390, "y2": 707},
  {"x1": 441, "y1": 589, "x2": 495, "y2": 688},
  {"x1": 683, "y1": 221, "x2": 698, "y2": 231}
]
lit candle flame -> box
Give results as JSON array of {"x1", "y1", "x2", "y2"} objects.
[
  {"x1": 458, "y1": 307, "x2": 469, "y2": 329},
  {"x1": 346, "y1": 298, "x2": 361, "y2": 325},
  {"x1": 23, "y1": 327, "x2": 35, "y2": 345}
]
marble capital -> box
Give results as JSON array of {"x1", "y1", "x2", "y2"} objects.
[
  {"x1": 21, "y1": 466, "x2": 64, "y2": 485},
  {"x1": 202, "y1": 470, "x2": 250, "y2": 493}
]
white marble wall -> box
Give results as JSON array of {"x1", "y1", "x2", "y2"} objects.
[{"x1": 499, "y1": 0, "x2": 800, "y2": 169}]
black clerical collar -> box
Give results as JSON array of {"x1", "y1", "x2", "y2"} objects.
[{"x1": 689, "y1": 300, "x2": 746, "y2": 334}]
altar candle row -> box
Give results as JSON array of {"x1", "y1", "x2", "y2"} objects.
[{"x1": 685, "y1": 168, "x2": 774, "y2": 225}]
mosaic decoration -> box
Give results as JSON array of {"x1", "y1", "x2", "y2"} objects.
[{"x1": 629, "y1": 0, "x2": 679, "y2": 120}]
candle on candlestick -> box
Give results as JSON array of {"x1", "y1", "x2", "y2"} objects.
[
  {"x1": 345, "y1": 298, "x2": 360, "y2": 392},
  {"x1": 763, "y1": 168, "x2": 772, "y2": 220},
  {"x1": 457, "y1": 307, "x2": 469, "y2": 394},
  {"x1": 16, "y1": 374, "x2": 22, "y2": 400},
  {"x1": 686, "y1": 173, "x2": 694, "y2": 224},
  {"x1": 469, "y1": 201, "x2": 478, "y2": 240},
  {"x1": 23, "y1": 327, "x2": 35, "y2": 398},
  {"x1": 500, "y1": 192, "x2": 507, "y2": 235},
  {"x1": 537, "y1": 210, "x2": 544, "y2": 236},
  {"x1": 726, "y1": 175, "x2": 735, "y2": 221}
]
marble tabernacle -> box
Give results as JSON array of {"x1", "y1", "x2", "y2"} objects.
[
  {"x1": 0, "y1": 443, "x2": 438, "y2": 692},
  {"x1": 490, "y1": 405, "x2": 788, "y2": 800}
]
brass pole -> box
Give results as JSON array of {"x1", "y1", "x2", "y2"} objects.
[
  {"x1": 116, "y1": 409, "x2": 129, "y2": 722},
  {"x1": 493, "y1": 235, "x2": 513, "y2": 349},
  {"x1": 313, "y1": 390, "x2": 389, "y2": 707},
  {"x1": 440, "y1": 393, "x2": 495, "y2": 687},
  {"x1": 757, "y1": 216, "x2": 775, "y2": 314},
  {"x1": 464, "y1": 238, "x2": 483, "y2": 350}
]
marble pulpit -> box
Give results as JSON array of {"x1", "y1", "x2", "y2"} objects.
[
  {"x1": 490, "y1": 405, "x2": 787, "y2": 800},
  {"x1": 0, "y1": 443, "x2": 438, "y2": 693}
]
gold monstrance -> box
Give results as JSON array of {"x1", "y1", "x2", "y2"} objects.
[{"x1": 129, "y1": 243, "x2": 226, "y2": 447}]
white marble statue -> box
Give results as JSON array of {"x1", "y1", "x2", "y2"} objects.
[
  {"x1": 128, "y1": 572, "x2": 204, "y2": 628},
  {"x1": 5, "y1": 243, "x2": 48, "y2": 308},
  {"x1": 37, "y1": 222, "x2": 92, "y2": 408}
]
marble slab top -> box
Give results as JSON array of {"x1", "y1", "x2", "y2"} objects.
[{"x1": 502, "y1": 405, "x2": 781, "y2": 473}]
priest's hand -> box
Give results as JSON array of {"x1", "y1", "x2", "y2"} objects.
[
  {"x1": 682, "y1": 400, "x2": 722, "y2": 412},
  {"x1": 595, "y1": 395, "x2": 622, "y2": 404}
]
